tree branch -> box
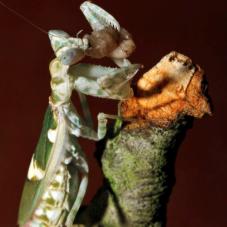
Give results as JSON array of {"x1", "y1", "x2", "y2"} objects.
[{"x1": 75, "y1": 51, "x2": 211, "y2": 227}]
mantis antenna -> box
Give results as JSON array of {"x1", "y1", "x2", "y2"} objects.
[
  {"x1": 0, "y1": 0, "x2": 75, "y2": 39},
  {"x1": 0, "y1": 0, "x2": 48, "y2": 35}
]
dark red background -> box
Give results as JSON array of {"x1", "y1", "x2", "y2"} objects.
[{"x1": 0, "y1": 0, "x2": 226, "y2": 226}]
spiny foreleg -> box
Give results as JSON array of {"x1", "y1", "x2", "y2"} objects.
[{"x1": 69, "y1": 63, "x2": 140, "y2": 100}]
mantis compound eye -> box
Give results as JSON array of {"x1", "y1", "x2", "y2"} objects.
[
  {"x1": 48, "y1": 29, "x2": 86, "y2": 65},
  {"x1": 60, "y1": 48, "x2": 85, "y2": 65}
]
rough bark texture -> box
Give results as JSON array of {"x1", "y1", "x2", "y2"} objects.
[
  {"x1": 76, "y1": 118, "x2": 191, "y2": 227},
  {"x1": 75, "y1": 52, "x2": 211, "y2": 227}
]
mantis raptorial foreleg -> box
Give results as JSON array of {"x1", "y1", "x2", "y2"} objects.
[
  {"x1": 69, "y1": 63, "x2": 140, "y2": 100},
  {"x1": 78, "y1": 1, "x2": 138, "y2": 130},
  {"x1": 112, "y1": 58, "x2": 132, "y2": 68}
]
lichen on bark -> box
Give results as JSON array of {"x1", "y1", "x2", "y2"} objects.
[{"x1": 77, "y1": 118, "x2": 191, "y2": 227}]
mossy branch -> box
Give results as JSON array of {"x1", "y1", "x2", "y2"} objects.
[{"x1": 75, "y1": 52, "x2": 211, "y2": 227}]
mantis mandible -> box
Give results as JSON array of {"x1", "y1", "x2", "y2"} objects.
[{"x1": 17, "y1": 1, "x2": 139, "y2": 226}]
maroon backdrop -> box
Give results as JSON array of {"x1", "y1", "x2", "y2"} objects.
[{"x1": 0, "y1": 0, "x2": 226, "y2": 226}]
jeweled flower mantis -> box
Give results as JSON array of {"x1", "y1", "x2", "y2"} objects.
[{"x1": 16, "y1": 1, "x2": 140, "y2": 226}]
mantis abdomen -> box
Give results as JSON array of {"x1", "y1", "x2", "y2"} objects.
[{"x1": 27, "y1": 163, "x2": 74, "y2": 226}]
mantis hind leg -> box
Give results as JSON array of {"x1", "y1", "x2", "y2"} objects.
[
  {"x1": 65, "y1": 154, "x2": 89, "y2": 227},
  {"x1": 77, "y1": 91, "x2": 94, "y2": 129}
]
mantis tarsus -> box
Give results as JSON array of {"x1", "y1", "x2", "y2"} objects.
[{"x1": 16, "y1": 1, "x2": 140, "y2": 226}]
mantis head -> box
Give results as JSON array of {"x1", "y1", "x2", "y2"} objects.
[
  {"x1": 80, "y1": 1, "x2": 120, "y2": 32},
  {"x1": 48, "y1": 30, "x2": 88, "y2": 65}
]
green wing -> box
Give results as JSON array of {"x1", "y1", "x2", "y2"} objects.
[
  {"x1": 18, "y1": 105, "x2": 56, "y2": 225},
  {"x1": 34, "y1": 105, "x2": 57, "y2": 169}
]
